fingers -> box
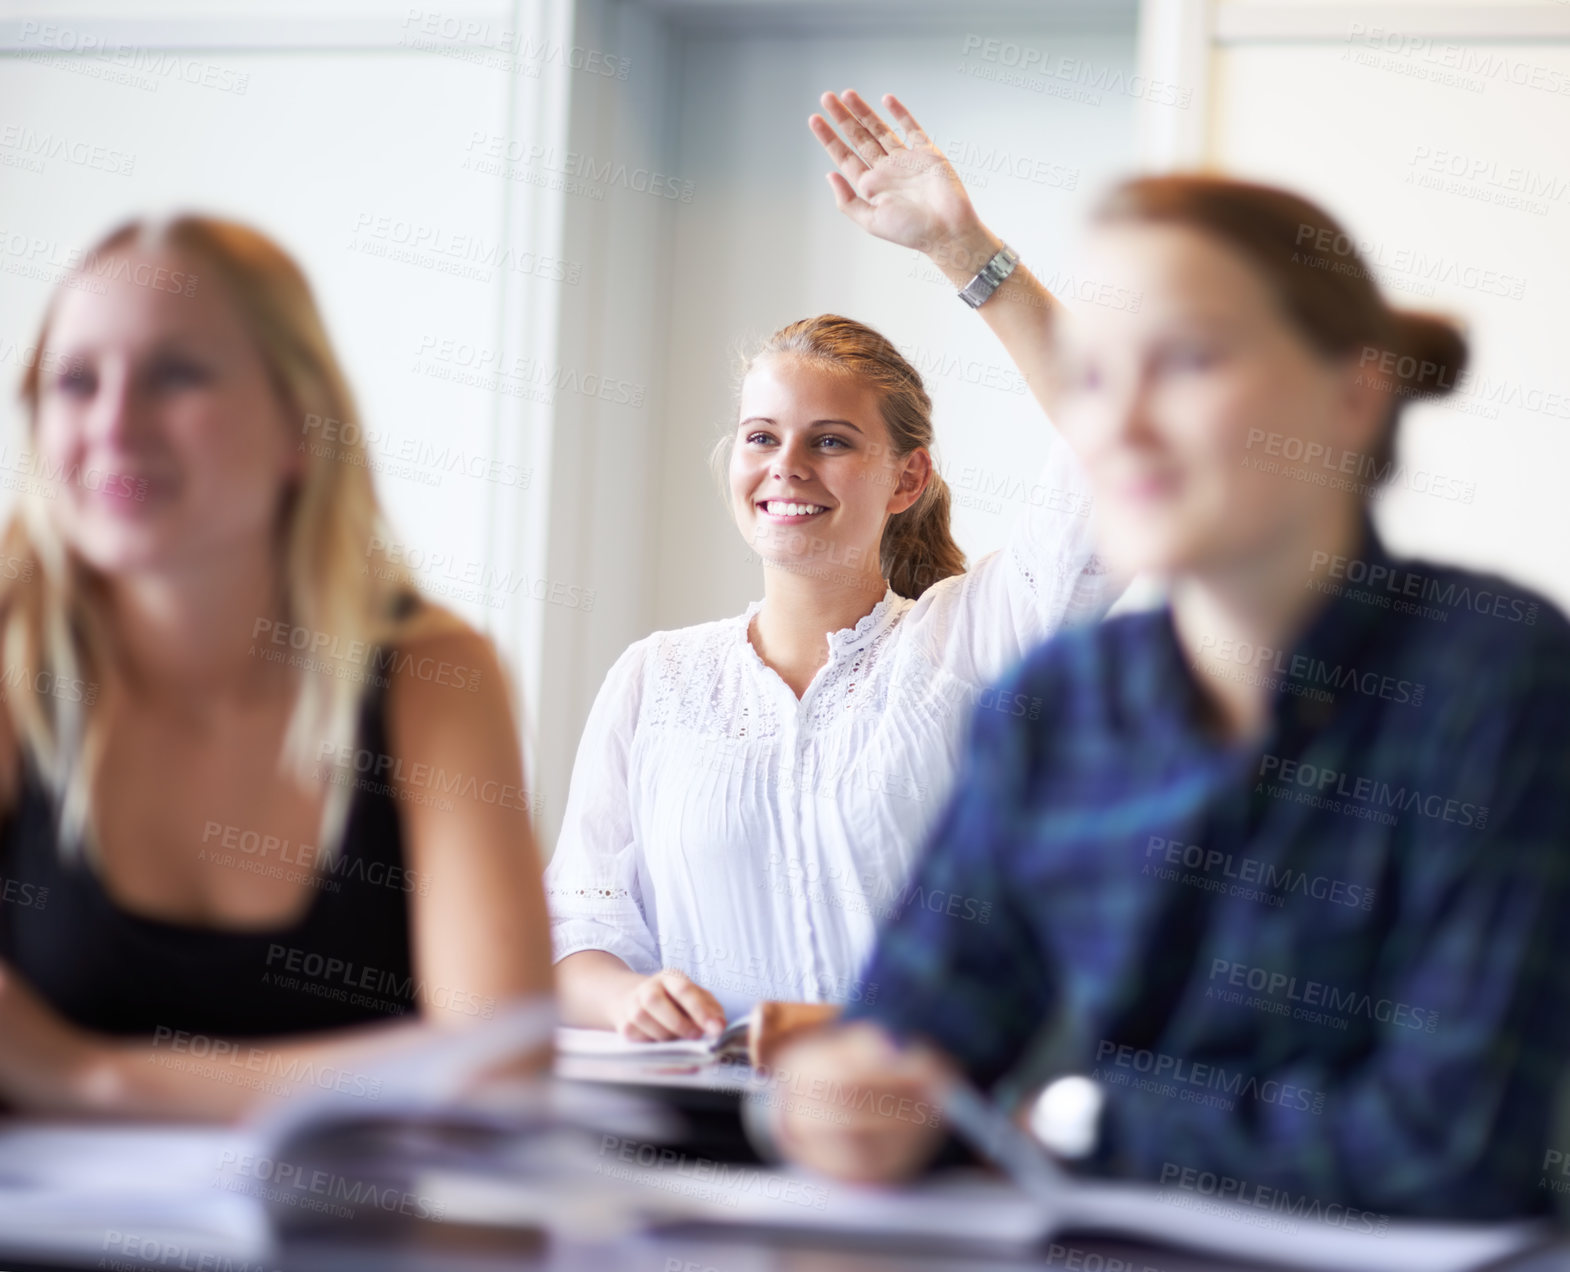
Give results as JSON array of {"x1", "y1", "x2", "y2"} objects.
[
  {"x1": 771, "y1": 1025, "x2": 947, "y2": 1182},
  {"x1": 827, "y1": 173, "x2": 883, "y2": 238},
  {"x1": 825, "y1": 171, "x2": 874, "y2": 225},
  {"x1": 619, "y1": 991, "x2": 685, "y2": 1041},
  {"x1": 619, "y1": 1015, "x2": 661, "y2": 1043},
  {"x1": 808, "y1": 112, "x2": 869, "y2": 186},
  {"x1": 819, "y1": 91, "x2": 889, "y2": 169},
  {"x1": 616, "y1": 971, "x2": 722, "y2": 1041},
  {"x1": 815, "y1": 1120, "x2": 933, "y2": 1182},
  {"x1": 783, "y1": 1024, "x2": 943, "y2": 1115},
  {"x1": 840, "y1": 89, "x2": 904, "y2": 153},
  {"x1": 881, "y1": 93, "x2": 931, "y2": 148},
  {"x1": 617, "y1": 978, "x2": 692, "y2": 1040},
  {"x1": 663, "y1": 973, "x2": 726, "y2": 1037}
]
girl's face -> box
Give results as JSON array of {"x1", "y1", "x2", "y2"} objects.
[
  {"x1": 730, "y1": 353, "x2": 929, "y2": 585},
  {"x1": 33, "y1": 247, "x2": 302, "y2": 578},
  {"x1": 1052, "y1": 222, "x2": 1387, "y2": 580}
]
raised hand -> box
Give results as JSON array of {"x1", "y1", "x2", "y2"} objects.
[
  {"x1": 808, "y1": 90, "x2": 999, "y2": 278},
  {"x1": 810, "y1": 88, "x2": 1067, "y2": 418}
]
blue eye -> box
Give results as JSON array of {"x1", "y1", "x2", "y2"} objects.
[
  {"x1": 816, "y1": 435, "x2": 850, "y2": 449},
  {"x1": 745, "y1": 430, "x2": 774, "y2": 446}
]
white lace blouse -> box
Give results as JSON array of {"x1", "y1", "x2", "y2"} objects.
[{"x1": 544, "y1": 440, "x2": 1118, "y2": 1020}]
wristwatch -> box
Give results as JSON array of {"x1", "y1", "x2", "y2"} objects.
[
  {"x1": 958, "y1": 243, "x2": 1020, "y2": 309},
  {"x1": 1027, "y1": 1074, "x2": 1104, "y2": 1160}
]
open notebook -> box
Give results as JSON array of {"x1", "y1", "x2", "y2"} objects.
[
  {"x1": 421, "y1": 1064, "x2": 1561, "y2": 1272},
  {"x1": 0, "y1": 1007, "x2": 1558, "y2": 1272},
  {"x1": 0, "y1": 1002, "x2": 601, "y2": 1265},
  {"x1": 555, "y1": 1019, "x2": 751, "y2": 1063},
  {"x1": 425, "y1": 1133, "x2": 1557, "y2": 1272},
  {"x1": 555, "y1": 1001, "x2": 843, "y2": 1074}
]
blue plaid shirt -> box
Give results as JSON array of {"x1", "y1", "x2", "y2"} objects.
[{"x1": 848, "y1": 523, "x2": 1570, "y2": 1219}]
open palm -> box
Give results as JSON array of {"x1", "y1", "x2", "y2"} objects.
[{"x1": 808, "y1": 91, "x2": 979, "y2": 257}]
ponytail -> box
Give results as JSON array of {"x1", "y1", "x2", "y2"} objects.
[{"x1": 882, "y1": 469, "x2": 966, "y2": 601}]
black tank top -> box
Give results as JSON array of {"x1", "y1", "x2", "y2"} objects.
[{"x1": 0, "y1": 653, "x2": 417, "y2": 1040}]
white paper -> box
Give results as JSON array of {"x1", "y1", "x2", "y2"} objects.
[{"x1": 555, "y1": 1020, "x2": 749, "y2": 1061}]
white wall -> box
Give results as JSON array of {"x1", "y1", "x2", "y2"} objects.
[{"x1": 533, "y1": 0, "x2": 681, "y2": 857}]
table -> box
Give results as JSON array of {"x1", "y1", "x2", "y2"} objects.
[
  {"x1": 3, "y1": 1063, "x2": 1565, "y2": 1272},
  {"x1": 4, "y1": 1219, "x2": 1568, "y2": 1272}
]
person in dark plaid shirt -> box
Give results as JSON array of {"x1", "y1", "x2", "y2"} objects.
[{"x1": 776, "y1": 92, "x2": 1570, "y2": 1219}]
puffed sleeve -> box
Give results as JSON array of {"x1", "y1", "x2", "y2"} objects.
[
  {"x1": 843, "y1": 647, "x2": 1059, "y2": 1085},
  {"x1": 543, "y1": 638, "x2": 661, "y2": 974},
  {"x1": 906, "y1": 428, "x2": 1121, "y2": 688}
]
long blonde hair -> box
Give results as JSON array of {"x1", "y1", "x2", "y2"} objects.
[{"x1": 4, "y1": 215, "x2": 449, "y2": 856}]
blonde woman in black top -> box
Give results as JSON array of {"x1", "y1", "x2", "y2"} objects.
[{"x1": 0, "y1": 217, "x2": 552, "y2": 1119}]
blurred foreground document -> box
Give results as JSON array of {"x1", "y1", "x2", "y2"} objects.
[
  {"x1": 0, "y1": 1002, "x2": 1555, "y2": 1272},
  {"x1": 0, "y1": 1001, "x2": 670, "y2": 1264},
  {"x1": 423, "y1": 1156, "x2": 1557, "y2": 1272}
]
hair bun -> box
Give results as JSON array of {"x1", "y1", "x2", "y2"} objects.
[{"x1": 1370, "y1": 310, "x2": 1469, "y2": 402}]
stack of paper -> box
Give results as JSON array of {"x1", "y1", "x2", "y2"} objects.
[{"x1": 0, "y1": 1001, "x2": 602, "y2": 1265}]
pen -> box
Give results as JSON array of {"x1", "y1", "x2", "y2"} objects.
[{"x1": 934, "y1": 1074, "x2": 1067, "y2": 1205}]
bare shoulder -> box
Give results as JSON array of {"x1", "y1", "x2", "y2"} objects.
[{"x1": 380, "y1": 604, "x2": 520, "y2": 762}]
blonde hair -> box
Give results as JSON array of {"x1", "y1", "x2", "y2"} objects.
[
  {"x1": 4, "y1": 215, "x2": 452, "y2": 857},
  {"x1": 720, "y1": 314, "x2": 966, "y2": 600}
]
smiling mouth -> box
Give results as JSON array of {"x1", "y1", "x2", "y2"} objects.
[
  {"x1": 81, "y1": 473, "x2": 158, "y2": 502},
  {"x1": 757, "y1": 500, "x2": 828, "y2": 518},
  {"x1": 1116, "y1": 474, "x2": 1180, "y2": 502}
]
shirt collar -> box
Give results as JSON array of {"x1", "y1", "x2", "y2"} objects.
[
  {"x1": 1276, "y1": 513, "x2": 1392, "y2": 727},
  {"x1": 827, "y1": 587, "x2": 904, "y2": 654},
  {"x1": 1149, "y1": 514, "x2": 1392, "y2": 739},
  {"x1": 741, "y1": 587, "x2": 904, "y2": 659}
]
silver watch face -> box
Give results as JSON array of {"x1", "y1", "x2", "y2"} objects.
[
  {"x1": 986, "y1": 247, "x2": 1019, "y2": 282},
  {"x1": 960, "y1": 246, "x2": 1017, "y2": 308},
  {"x1": 1029, "y1": 1075, "x2": 1102, "y2": 1159},
  {"x1": 960, "y1": 280, "x2": 991, "y2": 307}
]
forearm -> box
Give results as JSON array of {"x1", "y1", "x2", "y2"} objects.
[
  {"x1": 924, "y1": 220, "x2": 1063, "y2": 420},
  {"x1": 555, "y1": 949, "x2": 645, "y2": 1029},
  {"x1": 68, "y1": 1015, "x2": 435, "y2": 1122}
]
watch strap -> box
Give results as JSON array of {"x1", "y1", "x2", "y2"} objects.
[{"x1": 958, "y1": 243, "x2": 1020, "y2": 309}]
